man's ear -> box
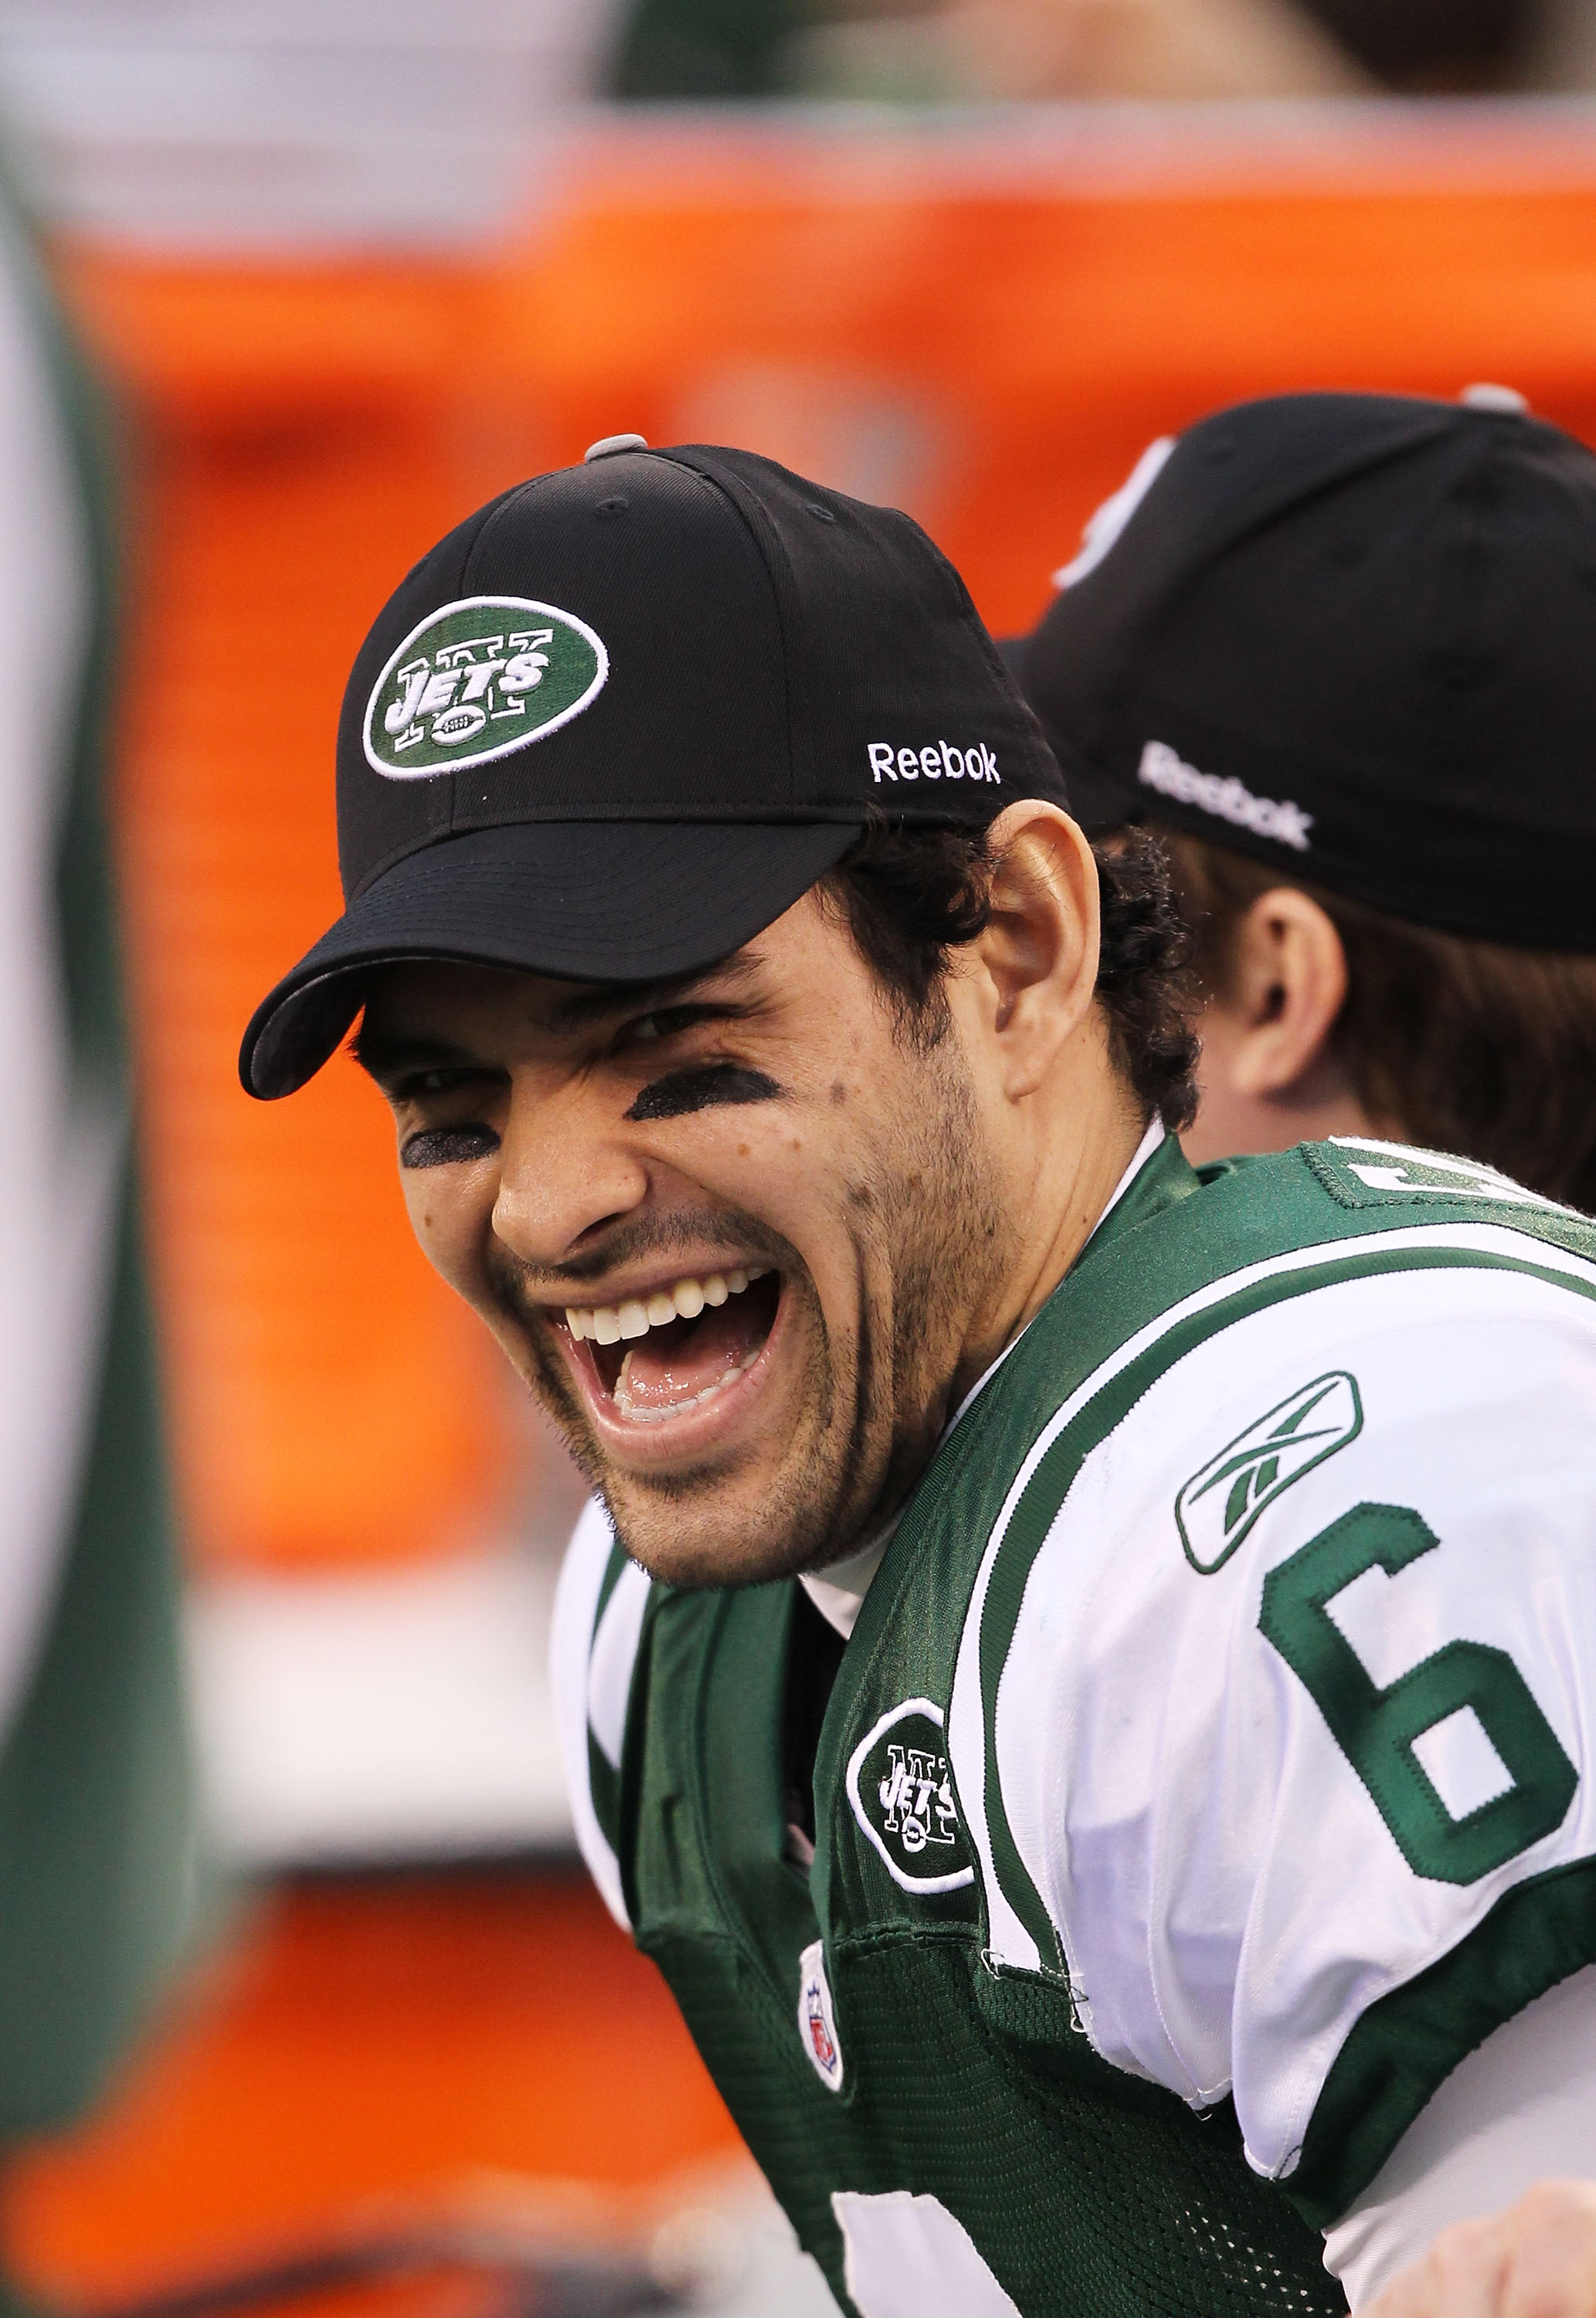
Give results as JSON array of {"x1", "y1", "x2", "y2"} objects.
[
  {"x1": 1217, "y1": 885, "x2": 1348, "y2": 1096},
  {"x1": 966, "y1": 801, "x2": 1101, "y2": 1097}
]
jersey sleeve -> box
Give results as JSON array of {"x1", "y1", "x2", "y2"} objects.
[
  {"x1": 1323, "y1": 1960, "x2": 1596, "y2": 2306},
  {"x1": 949, "y1": 1232, "x2": 1596, "y2": 2230},
  {"x1": 549, "y1": 1495, "x2": 651, "y2": 1931}
]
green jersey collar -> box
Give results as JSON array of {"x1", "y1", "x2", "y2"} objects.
[{"x1": 1073, "y1": 1122, "x2": 1200, "y2": 1274}]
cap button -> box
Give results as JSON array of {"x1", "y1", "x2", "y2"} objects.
[
  {"x1": 1460, "y1": 383, "x2": 1530, "y2": 413},
  {"x1": 584, "y1": 433, "x2": 649, "y2": 461}
]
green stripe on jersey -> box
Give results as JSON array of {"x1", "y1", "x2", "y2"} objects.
[
  {"x1": 586, "y1": 1536, "x2": 637, "y2": 1860},
  {"x1": 1290, "y1": 1852, "x2": 1596, "y2": 2225}
]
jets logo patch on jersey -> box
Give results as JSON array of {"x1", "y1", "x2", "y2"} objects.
[
  {"x1": 363, "y1": 595, "x2": 609, "y2": 779},
  {"x1": 797, "y1": 1939, "x2": 844, "y2": 2092},
  {"x1": 846, "y1": 1698, "x2": 976, "y2": 1894},
  {"x1": 1176, "y1": 1371, "x2": 1362, "y2": 1574}
]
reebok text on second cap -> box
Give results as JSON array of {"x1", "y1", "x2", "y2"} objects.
[{"x1": 1017, "y1": 391, "x2": 1596, "y2": 949}]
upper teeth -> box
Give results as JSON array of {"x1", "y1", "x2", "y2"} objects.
[{"x1": 565, "y1": 1266, "x2": 769, "y2": 1344}]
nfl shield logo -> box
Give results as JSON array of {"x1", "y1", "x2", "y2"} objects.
[{"x1": 797, "y1": 1939, "x2": 844, "y2": 2092}]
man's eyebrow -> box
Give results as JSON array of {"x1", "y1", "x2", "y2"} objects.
[
  {"x1": 544, "y1": 952, "x2": 763, "y2": 1034},
  {"x1": 350, "y1": 953, "x2": 767, "y2": 1076},
  {"x1": 348, "y1": 1028, "x2": 485, "y2": 1083}
]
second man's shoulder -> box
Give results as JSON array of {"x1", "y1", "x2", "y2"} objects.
[{"x1": 1190, "y1": 1132, "x2": 1596, "y2": 1261}]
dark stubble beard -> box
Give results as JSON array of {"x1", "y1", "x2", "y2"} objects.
[{"x1": 487, "y1": 1033, "x2": 1017, "y2": 1589}]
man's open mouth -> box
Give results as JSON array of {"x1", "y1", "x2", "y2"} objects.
[{"x1": 562, "y1": 1266, "x2": 783, "y2": 1425}]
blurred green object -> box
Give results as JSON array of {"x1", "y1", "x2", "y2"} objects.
[
  {"x1": 0, "y1": 1174, "x2": 193, "y2": 2135},
  {"x1": 0, "y1": 176, "x2": 197, "y2": 2146},
  {"x1": 612, "y1": 0, "x2": 809, "y2": 95}
]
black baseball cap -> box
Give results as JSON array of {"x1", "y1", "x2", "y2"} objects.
[
  {"x1": 1016, "y1": 389, "x2": 1596, "y2": 948},
  {"x1": 241, "y1": 440, "x2": 1065, "y2": 1099}
]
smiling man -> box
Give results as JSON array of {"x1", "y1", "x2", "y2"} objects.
[{"x1": 243, "y1": 440, "x2": 1596, "y2": 2317}]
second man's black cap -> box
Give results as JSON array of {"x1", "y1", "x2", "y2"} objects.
[
  {"x1": 1017, "y1": 389, "x2": 1596, "y2": 950},
  {"x1": 241, "y1": 440, "x2": 1065, "y2": 1100}
]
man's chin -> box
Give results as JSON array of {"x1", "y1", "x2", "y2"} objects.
[
  {"x1": 604, "y1": 1483, "x2": 847, "y2": 1592},
  {"x1": 516, "y1": 1286, "x2": 903, "y2": 1589},
  {"x1": 518, "y1": 1303, "x2": 871, "y2": 1586}
]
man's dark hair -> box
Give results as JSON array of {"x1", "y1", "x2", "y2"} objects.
[
  {"x1": 1163, "y1": 829, "x2": 1596, "y2": 1212},
  {"x1": 820, "y1": 819, "x2": 1199, "y2": 1132}
]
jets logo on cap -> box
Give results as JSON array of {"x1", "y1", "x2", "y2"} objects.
[
  {"x1": 364, "y1": 595, "x2": 608, "y2": 780},
  {"x1": 1176, "y1": 1371, "x2": 1362, "y2": 1575}
]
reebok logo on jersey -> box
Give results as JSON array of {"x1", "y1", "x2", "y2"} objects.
[
  {"x1": 364, "y1": 595, "x2": 609, "y2": 780},
  {"x1": 797, "y1": 1939, "x2": 844, "y2": 2092},
  {"x1": 1176, "y1": 1371, "x2": 1362, "y2": 1575},
  {"x1": 1138, "y1": 739, "x2": 1312, "y2": 853},
  {"x1": 845, "y1": 1698, "x2": 976, "y2": 1894},
  {"x1": 868, "y1": 740, "x2": 1000, "y2": 785}
]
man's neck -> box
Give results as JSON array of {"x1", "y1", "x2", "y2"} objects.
[
  {"x1": 946, "y1": 1089, "x2": 1149, "y2": 1416},
  {"x1": 800, "y1": 1114, "x2": 1166, "y2": 1643}
]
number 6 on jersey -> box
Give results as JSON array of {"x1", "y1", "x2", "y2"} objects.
[{"x1": 1260, "y1": 1501, "x2": 1577, "y2": 1885}]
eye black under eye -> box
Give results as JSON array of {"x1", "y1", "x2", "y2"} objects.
[
  {"x1": 400, "y1": 1124, "x2": 501, "y2": 1171},
  {"x1": 626, "y1": 1062, "x2": 782, "y2": 1123}
]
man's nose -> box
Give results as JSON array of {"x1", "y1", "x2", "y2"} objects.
[{"x1": 489, "y1": 1078, "x2": 650, "y2": 1267}]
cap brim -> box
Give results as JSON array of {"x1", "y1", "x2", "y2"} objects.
[{"x1": 240, "y1": 819, "x2": 858, "y2": 1100}]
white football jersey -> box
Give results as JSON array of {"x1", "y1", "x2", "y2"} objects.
[{"x1": 552, "y1": 1133, "x2": 1596, "y2": 2316}]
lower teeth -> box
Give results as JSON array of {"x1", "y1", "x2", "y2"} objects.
[{"x1": 613, "y1": 1343, "x2": 762, "y2": 1424}]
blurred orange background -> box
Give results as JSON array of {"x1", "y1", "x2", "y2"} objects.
[{"x1": 5, "y1": 1872, "x2": 742, "y2": 2306}]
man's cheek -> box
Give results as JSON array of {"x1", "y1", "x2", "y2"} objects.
[
  {"x1": 686, "y1": 1102, "x2": 833, "y2": 1230},
  {"x1": 400, "y1": 1182, "x2": 484, "y2": 1304}
]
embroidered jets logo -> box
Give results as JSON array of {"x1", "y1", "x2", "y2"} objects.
[
  {"x1": 1176, "y1": 1371, "x2": 1362, "y2": 1575},
  {"x1": 797, "y1": 1939, "x2": 844, "y2": 2092},
  {"x1": 363, "y1": 595, "x2": 608, "y2": 780},
  {"x1": 845, "y1": 1698, "x2": 975, "y2": 1894}
]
